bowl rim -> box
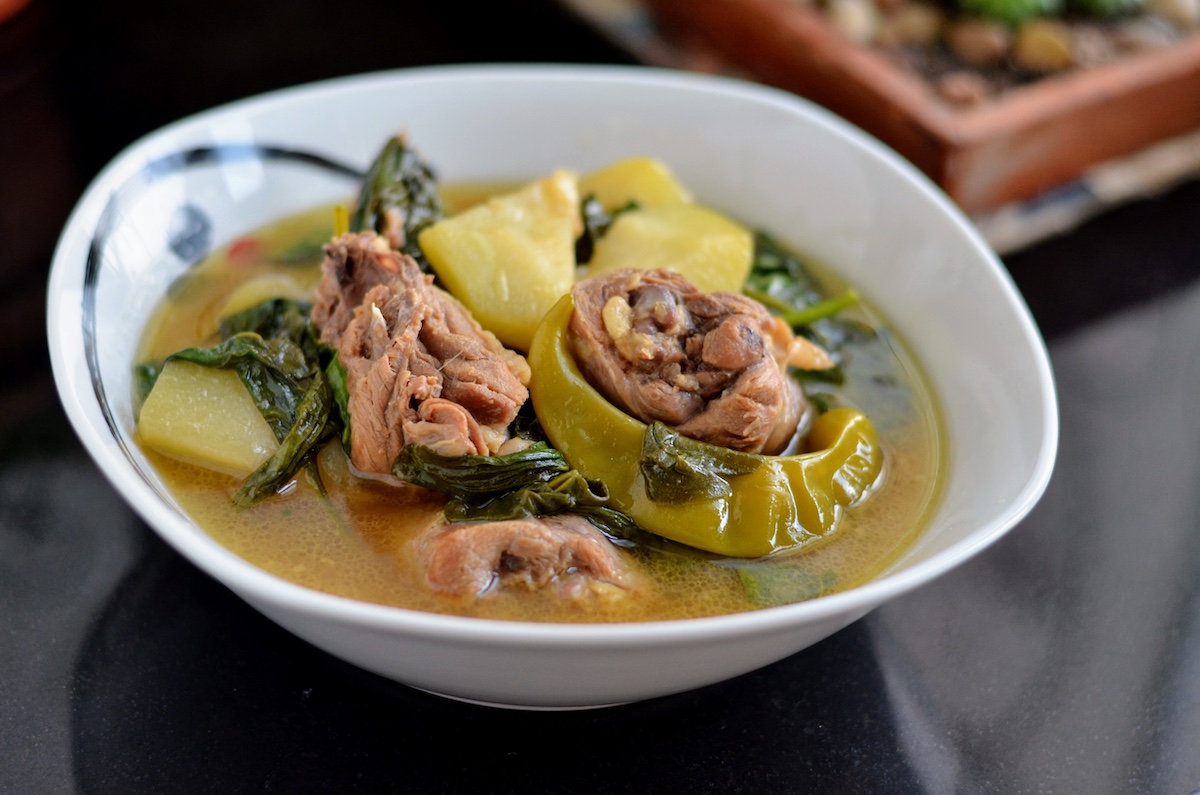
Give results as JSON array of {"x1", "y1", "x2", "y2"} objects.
[{"x1": 47, "y1": 63, "x2": 1059, "y2": 647}]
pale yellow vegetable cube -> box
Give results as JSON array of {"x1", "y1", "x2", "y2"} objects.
[
  {"x1": 578, "y1": 157, "x2": 692, "y2": 210},
  {"x1": 586, "y1": 203, "x2": 753, "y2": 294},
  {"x1": 139, "y1": 360, "x2": 279, "y2": 476},
  {"x1": 419, "y1": 170, "x2": 581, "y2": 352}
]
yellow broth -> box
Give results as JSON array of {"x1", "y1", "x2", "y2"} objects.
[{"x1": 135, "y1": 201, "x2": 944, "y2": 623}]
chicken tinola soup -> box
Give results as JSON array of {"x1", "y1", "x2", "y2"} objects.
[{"x1": 133, "y1": 139, "x2": 943, "y2": 623}]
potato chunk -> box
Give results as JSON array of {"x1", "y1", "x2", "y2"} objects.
[
  {"x1": 419, "y1": 170, "x2": 581, "y2": 352},
  {"x1": 586, "y1": 203, "x2": 753, "y2": 294},
  {"x1": 139, "y1": 360, "x2": 279, "y2": 476},
  {"x1": 578, "y1": 157, "x2": 692, "y2": 210}
]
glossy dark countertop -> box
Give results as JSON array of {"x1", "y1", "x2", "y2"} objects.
[{"x1": 3, "y1": 2, "x2": 1200, "y2": 792}]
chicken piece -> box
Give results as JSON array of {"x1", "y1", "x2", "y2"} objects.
[
  {"x1": 312, "y1": 231, "x2": 530, "y2": 473},
  {"x1": 416, "y1": 514, "x2": 634, "y2": 601},
  {"x1": 570, "y1": 268, "x2": 824, "y2": 455}
]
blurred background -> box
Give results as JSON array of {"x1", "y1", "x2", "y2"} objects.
[{"x1": 0, "y1": 0, "x2": 631, "y2": 388}]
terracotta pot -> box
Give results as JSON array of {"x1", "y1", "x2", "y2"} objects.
[{"x1": 648, "y1": 0, "x2": 1200, "y2": 212}]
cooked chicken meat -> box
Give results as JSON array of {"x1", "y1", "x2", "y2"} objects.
[
  {"x1": 416, "y1": 514, "x2": 634, "y2": 601},
  {"x1": 312, "y1": 231, "x2": 530, "y2": 473},
  {"x1": 570, "y1": 268, "x2": 832, "y2": 454}
]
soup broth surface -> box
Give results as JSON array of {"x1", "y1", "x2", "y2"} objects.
[{"x1": 136, "y1": 194, "x2": 944, "y2": 623}]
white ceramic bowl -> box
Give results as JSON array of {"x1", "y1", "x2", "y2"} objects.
[{"x1": 47, "y1": 65, "x2": 1058, "y2": 709}]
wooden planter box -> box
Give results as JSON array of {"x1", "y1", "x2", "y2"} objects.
[{"x1": 647, "y1": 0, "x2": 1200, "y2": 212}]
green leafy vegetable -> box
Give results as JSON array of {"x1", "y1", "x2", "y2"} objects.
[
  {"x1": 744, "y1": 232, "x2": 873, "y2": 377},
  {"x1": 393, "y1": 442, "x2": 569, "y2": 497},
  {"x1": 350, "y1": 134, "x2": 443, "y2": 269},
  {"x1": 725, "y1": 562, "x2": 838, "y2": 607},
  {"x1": 217, "y1": 298, "x2": 318, "y2": 354},
  {"x1": 324, "y1": 353, "x2": 352, "y2": 451},
  {"x1": 233, "y1": 369, "x2": 334, "y2": 507},
  {"x1": 639, "y1": 422, "x2": 762, "y2": 503},
  {"x1": 392, "y1": 443, "x2": 641, "y2": 540},
  {"x1": 779, "y1": 289, "x2": 860, "y2": 328},
  {"x1": 507, "y1": 400, "x2": 550, "y2": 444},
  {"x1": 744, "y1": 232, "x2": 826, "y2": 309},
  {"x1": 575, "y1": 195, "x2": 639, "y2": 264},
  {"x1": 452, "y1": 471, "x2": 640, "y2": 541},
  {"x1": 132, "y1": 361, "x2": 162, "y2": 418},
  {"x1": 148, "y1": 297, "x2": 343, "y2": 507}
]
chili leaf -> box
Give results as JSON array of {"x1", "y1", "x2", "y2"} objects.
[
  {"x1": 575, "y1": 195, "x2": 638, "y2": 264},
  {"x1": 217, "y1": 298, "x2": 319, "y2": 357},
  {"x1": 778, "y1": 289, "x2": 859, "y2": 328},
  {"x1": 446, "y1": 470, "x2": 641, "y2": 541},
  {"x1": 744, "y1": 232, "x2": 874, "y2": 382},
  {"x1": 726, "y1": 562, "x2": 838, "y2": 608},
  {"x1": 393, "y1": 442, "x2": 569, "y2": 497},
  {"x1": 350, "y1": 134, "x2": 443, "y2": 269},
  {"x1": 534, "y1": 472, "x2": 642, "y2": 541},
  {"x1": 132, "y1": 360, "x2": 162, "y2": 418},
  {"x1": 393, "y1": 443, "x2": 641, "y2": 540},
  {"x1": 324, "y1": 353, "x2": 352, "y2": 451},
  {"x1": 153, "y1": 297, "x2": 345, "y2": 507},
  {"x1": 640, "y1": 422, "x2": 762, "y2": 503},
  {"x1": 744, "y1": 231, "x2": 827, "y2": 309},
  {"x1": 233, "y1": 368, "x2": 335, "y2": 507},
  {"x1": 507, "y1": 400, "x2": 550, "y2": 444}
]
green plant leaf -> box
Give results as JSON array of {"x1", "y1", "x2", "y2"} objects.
[
  {"x1": 350, "y1": 134, "x2": 443, "y2": 269},
  {"x1": 639, "y1": 422, "x2": 762, "y2": 503}
]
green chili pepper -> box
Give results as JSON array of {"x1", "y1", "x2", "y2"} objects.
[{"x1": 527, "y1": 295, "x2": 884, "y2": 557}]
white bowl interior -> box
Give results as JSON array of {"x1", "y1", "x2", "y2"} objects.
[{"x1": 48, "y1": 65, "x2": 1057, "y2": 707}]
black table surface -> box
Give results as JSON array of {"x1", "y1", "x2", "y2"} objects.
[{"x1": 4, "y1": 2, "x2": 1200, "y2": 792}]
